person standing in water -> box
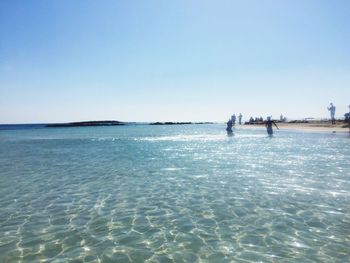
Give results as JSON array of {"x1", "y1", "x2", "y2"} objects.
[
  {"x1": 231, "y1": 114, "x2": 236, "y2": 125},
  {"x1": 327, "y1": 103, "x2": 336, "y2": 124},
  {"x1": 265, "y1": 116, "x2": 279, "y2": 136},
  {"x1": 348, "y1": 105, "x2": 350, "y2": 133},
  {"x1": 226, "y1": 119, "x2": 233, "y2": 136},
  {"x1": 238, "y1": 113, "x2": 243, "y2": 125},
  {"x1": 345, "y1": 105, "x2": 350, "y2": 133}
]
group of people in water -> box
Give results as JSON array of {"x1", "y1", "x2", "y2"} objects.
[
  {"x1": 228, "y1": 113, "x2": 243, "y2": 125},
  {"x1": 226, "y1": 103, "x2": 350, "y2": 137},
  {"x1": 226, "y1": 114, "x2": 279, "y2": 136}
]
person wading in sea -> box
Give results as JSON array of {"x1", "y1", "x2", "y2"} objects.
[
  {"x1": 238, "y1": 113, "x2": 243, "y2": 125},
  {"x1": 226, "y1": 119, "x2": 233, "y2": 136},
  {"x1": 265, "y1": 116, "x2": 279, "y2": 136},
  {"x1": 345, "y1": 105, "x2": 350, "y2": 133}
]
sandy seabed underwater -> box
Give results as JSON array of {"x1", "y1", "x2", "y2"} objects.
[{"x1": 0, "y1": 124, "x2": 349, "y2": 262}]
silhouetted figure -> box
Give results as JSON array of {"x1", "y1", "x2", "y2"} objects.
[
  {"x1": 231, "y1": 114, "x2": 236, "y2": 125},
  {"x1": 328, "y1": 103, "x2": 336, "y2": 124},
  {"x1": 265, "y1": 116, "x2": 279, "y2": 136},
  {"x1": 280, "y1": 114, "x2": 287, "y2": 122},
  {"x1": 345, "y1": 105, "x2": 350, "y2": 133},
  {"x1": 226, "y1": 119, "x2": 233, "y2": 136},
  {"x1": 238, "y1": 113, "x2": 242, "y2": 125},
  {"x1": 344, "y1": 110, "x2": 350, "y2": 122}
]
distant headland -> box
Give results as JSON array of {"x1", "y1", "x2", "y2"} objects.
[
  {"x1": 45, "y1": 121, "x2": 214, "y2": 128},
  {"x1": 46, "y1": 121, "x2": 126, "y2": 128}
]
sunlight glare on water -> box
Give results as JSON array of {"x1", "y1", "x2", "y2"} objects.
[{"x1": 0, "y1": 124, "x2": 349, "y2": 262}]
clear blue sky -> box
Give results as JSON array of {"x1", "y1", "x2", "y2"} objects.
[{"x1": 1, "y1": 0, "x2": 349, "y2": 123}]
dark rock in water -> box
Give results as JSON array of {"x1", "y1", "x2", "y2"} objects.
[
  {"x1": 150, "y1": 122, "x2": 192, "y2": 125},
  {"x1": 150, "y1": 122, "x2": 165, "y2": 125},
  {"x1": 150, "y1": 122, "x2": 213, "y2": 125},
  {"x1": 46, "y1": 121, "x2": 126, "y2": 128},
  {"x1": 194, "y1": 122, "x2": 214, "y2": 124}
]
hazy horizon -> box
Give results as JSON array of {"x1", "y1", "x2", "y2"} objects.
[{"x1": 1, "y1": 0, "x2": 349, "y2": 124}]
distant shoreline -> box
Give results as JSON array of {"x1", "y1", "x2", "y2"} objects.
[
  {"x1": 46, "y1": 120, "x2": 127, "y2": 128},
  {"x1": 242, "y1": 120, "x2": 349, "y2": 133},
  {"x1": 0, "y1": 120, "x2": 348, "y2": 133},
  {"x1": 149, "y1": 122, "x2": 214, "y2": 125},
  {"x1": 45, "y1": 121, "x2": 215, "y2": 127}
]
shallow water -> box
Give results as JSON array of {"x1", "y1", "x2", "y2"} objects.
[{"x1": 0, "y1": 124, "x2": 349, "y2": 262}]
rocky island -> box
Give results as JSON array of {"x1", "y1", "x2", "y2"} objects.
[{"x1": 46, "y1": 121, "x2": 126, "y2": 128}]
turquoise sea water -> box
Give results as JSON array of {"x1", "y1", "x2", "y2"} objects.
[{"x1": 0, "y1": 124, "x2": 349, "y2": 262}]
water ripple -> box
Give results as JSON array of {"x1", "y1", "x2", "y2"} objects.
[{"x1": 0, "y1": 125, "x2": 350, "y2": 262}]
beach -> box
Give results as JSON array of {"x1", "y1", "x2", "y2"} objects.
[{"x1": 243, "y1": 120, "x2": 350, "y2": 133}]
